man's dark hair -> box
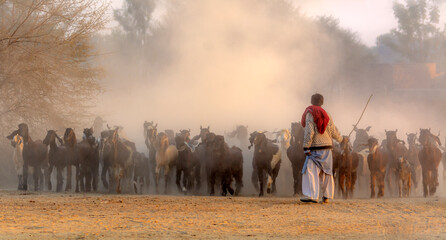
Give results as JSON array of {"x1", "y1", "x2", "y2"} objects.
[{"x1": 311, "y1": 93, "x2": 324, "y2": 106}]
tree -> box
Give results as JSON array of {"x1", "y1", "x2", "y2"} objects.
[
  {"x1": 376, "y1": 0, "x2": 446, "y2": 63},
  {"x1": 0, "y1": 0, "x2": 108, "y2": 134},
  {"x1": 113, "y1": 0, "x2": 156, "y2": 46}
]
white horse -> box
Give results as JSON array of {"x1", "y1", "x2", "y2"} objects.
[
  {"x1": 155, "y1": 132, "x2": 178, "y2": 194},
  {"x1": 11, "y1": 134, "x2": 25, "y2": 190},
  {"x1": 272, "y1": 129, "x2": 291, "y2": 193}
]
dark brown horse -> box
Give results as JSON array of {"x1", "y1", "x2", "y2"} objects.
[
  {"x1": 43, "y1": 130, "x2": 68, "y2": 192},
  {"x1": 75, "y1": 128, "x2": 99, "y2": 192},
  {"x1": 133, "y1": 151, "x2": 149, "y2": 194},
  {"x1": 7, "y1": 123, "x2": 48, "y2": 191},
  {"x1": 336, "y1": 136, "x2": 360, "y2": 199},
  {"x1": 207, "y1": 135, "x2": 243, "y2": 196},
  {"x1": 367, "y1": 137, "x2": 388, "y2": 198},
  {"x1": 250, "y1": 132, "x2": 281, "y2": 197},
  {"x1": 175, "y1": 132, "x2": 200, "y2": 194},
  {"x1": 63, "y1": 128, "x2": 77, "y2": 192},
  {"x1": 418, "y1": 128, "x2": 442, "y2": 197},
  {"x1": 286, "y1": 122, "x2": 306, "y2": 196}
]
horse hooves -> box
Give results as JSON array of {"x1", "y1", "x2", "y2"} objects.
[{"x1": 266, "y1": 189, "x2": 271, "y2": 194}]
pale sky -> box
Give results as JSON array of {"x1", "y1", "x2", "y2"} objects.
[{"x1": 110, "y1": 0, "x2": 446, "y2": 47}]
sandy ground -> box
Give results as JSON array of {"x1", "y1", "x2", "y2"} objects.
[{"x1": 0, "y1": 191, "x2": 444, "y2": 239}]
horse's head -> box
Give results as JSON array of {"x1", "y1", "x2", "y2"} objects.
[
  {"x1": 368, "y1": 137, "x2": 379, "y2": 154},
  {"x1": 385, "y1": 129, "x2": 404, "y2": 149},
  {"x1": 253, "y1": 132, "x2": 268, "y2": 152},
  {"x1": 212, "y1": 135, "x2": 227, "y2": 158},
  {"x1": 10, "y1": 133, "x2": 24, "y2": 148},
  {"x1": 145, "y1": 123, "x2": 158, "y2": 141},
  {"x1": 178, "y1": 129, "x2": 191, "y2": 141},
  {"x1": 236, "y1": 125, "x2": 248, "y2": 139},
  {"x1": 406, "y1": 132, "x2": 418, "y2": 146},
  {"x1": 291, "y1": 122, "x2": 304, "y2": 138},
  {"x1": 175, "y1": 134, "x2": 186, "y2": 150},
  {"x1": 155, "y1": 132, "x2": 169, "y2": 152},
  {"x1": 64, "y1": 128, "x2": 77, "y2": 147},
  {"x1": 353, "y1": 126, "x2": 371, "y2": 142},
  {"x1": 419, "y1": 128, "x2": 441, "y2": 147},
  {"x1": 248, "y1": 131, "x2": 258, "y2": 149},
  {"x1": 17, "y1": 123, "x2": 29, "y2": 142},
  {"x1": 340, "y1": 136, "x2": 352, "y2": 154},
  {"x1": 199, "y1": 126, "x2": 210, "y2": 142},
  {"x1": 275, "y1": 129, "x2": 290, "y2": 145}
]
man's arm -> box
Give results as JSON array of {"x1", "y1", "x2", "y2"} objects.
[
  {"x1": 303, "y1": 113, "x2": 315, "y2": 154},
  {"x1": 331, "y1": 123, "x2": 343, "y2": 143}
]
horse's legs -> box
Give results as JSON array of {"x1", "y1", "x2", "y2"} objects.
[
  {"x1": 75, "y1": 165, "x2": 80, "y2": 193},
  {"x1": 33, "y1": 166, "x2": 39, "y2": 191},
  {"x1": 370, "y1": 173, "x2": 376, "y2": 198},
  {"x1": 175, "y1": 168, "x2": 182, "y2": 193},
  {"x1": 251, "y1": 168, "x2": 259, "y2": 193},
  {"x1": 291, "y1": 163, "x2": 299, "y2": 196},
  {"x1": 22, "y1": 162, "x2": 28, "y2": 191},
  {"x1": 85, "y1": 170, "x2": 92, "y2": 193},
  {"x1": 101, "y1": 164, "x2": 109, "y2": 189},
  {"x1": 234, "y1": 170, "x2": 243, "y2": 196},
  {"x1": 56, "y1": 166, "x2": 64, "y2": 192},
  {"x1": 155, "y1": 165, "x2": 161, "y2": 194},
  {"x1": 195, "y1": 162, "x2": 201, "y2": 192},
  {"x1": 47, "y1": 164, "x2": 54, "y2": 191},
  {"x1": 378, "y1": 171, "x2": 385, "y2": 198},
  {"x1": 182, "y1": 170, "x2": 189, "y2": 193},
  {"x1": 66, "y1": 165, "x2": 72, "y2": 192},
  {"x1": 339, "y1": 173, "x2": 346, "y2": 199},
  {"x1": 422, "y1": 169, "x2": 428, "y2": 197},
  {"x1": 164, "y1": 166, "x2": 170, "y2": 194},
  {"x1": 92, "y1": 166, "x2": 99, "y2": 192},
  {"x1": 351, "y1": 172, "x2": 357, "y2": 198},
  {"x1": 209, "y1": 171, "x2": 216, "y2": 196},
  {"x1": 258, "y1": 168, "x2": 264, "y2": 197}
]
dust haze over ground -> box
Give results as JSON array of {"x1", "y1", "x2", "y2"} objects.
[{"x1": 90, "y1": 0, "x2": 446, "y2": 197}]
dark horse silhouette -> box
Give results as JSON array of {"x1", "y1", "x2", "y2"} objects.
[
  {"x1": 249, "y1": 131, "x2": 281, "y2": 197},
  {"x1": 63, "y1": 128, "x2": 78, "y2": 192},
  {"x1": 207, "y1": 135, "x2": 243, "y2": 196},
  {"x1": 43, "y1": 130, "x2": 68, "y2": 192},
  {"x1": 286, "y1": 122, "x2": 306, "y2": 196},
  {"x1": 175, "y1": 130, "x2": 200, "y2": 194},
  {"x1": 75, "y1": 128, "x2": 99, "y2": 192},
  {"x1": 7, "y1": 123, "x2": 48, "y2": 191},
  {"x1": 418, "y1": 128, "x2": 442, "y2": 197}
]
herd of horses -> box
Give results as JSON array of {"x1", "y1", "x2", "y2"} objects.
[{"x1": 5, "y1": 122, "x2": 446, "y2": 199}]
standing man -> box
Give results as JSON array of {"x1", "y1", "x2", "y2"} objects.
[{"x1": 300, "y1": 93, "x2": 343, "y2": 203}]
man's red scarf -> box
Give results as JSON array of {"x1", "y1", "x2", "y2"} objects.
[{"x1": 301, "y1": 105, "x2": 330, "y2": 134}]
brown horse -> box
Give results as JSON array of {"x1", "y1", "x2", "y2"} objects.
[
  {"x1": 63, "y1": 128, "x2": 77, "y2": 192},
  {"x1": 74, "y1": 128, "x2": 99, "y2": 193},
  {"x1": 286, "y1": 122, "x2": 306, "y2": 196},
  {"x1": 406, "y1": 132, "x2": 421, "y2": 191},
  {"x1": 367, "y1": 137, "x2": 388, "y2": 198},
  {"x1": 7, "y1": 123, "x2": 48, "y2": 191},
  {"x1": 385, "y1": 129, "x2": 408, "y2": 196},
  {"x1": 418, "y1": 128, "x2": 442, "y2": 197},
  {"x1": 336, "y1": 136, "x2": 360, "y2": 199}
]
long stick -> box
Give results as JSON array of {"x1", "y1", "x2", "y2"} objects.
[{"x1": 348, "y1": 94, "x2": 373, "y2": 138}]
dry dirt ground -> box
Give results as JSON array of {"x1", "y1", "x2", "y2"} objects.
[{"x1": 0, "y1": 191, "x2": 445, "y2": 239}]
